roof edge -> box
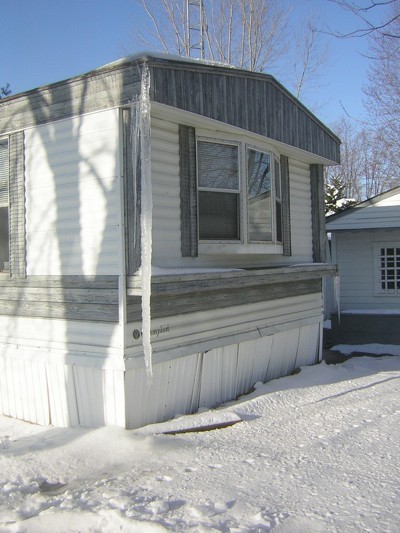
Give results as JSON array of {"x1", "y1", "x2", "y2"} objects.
[
  {"x1": 1, "y1": 52, "x2": 340, "y2": 146},
  {"x1": 326, "y1": 185, "x2": 400, "y2": 224}
]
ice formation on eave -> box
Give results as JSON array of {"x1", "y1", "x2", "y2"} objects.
[{"x1": 131, "y1": 64, "x2": 153, "y2": 381}]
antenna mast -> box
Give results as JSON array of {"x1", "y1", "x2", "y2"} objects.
[{"x1": 186, "y1": 0, "x2": 206, "y2": 59}]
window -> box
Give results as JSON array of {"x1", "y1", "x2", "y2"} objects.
[
  {"x1": 376, "y1": 244, "x2": 400, "y2": 295},
  {"x1": 197, "y1": 138, "x2": 282, "y2": 245},
  {"x1": 0, "y1": 139, "x2": 9, "y2": 273},
  {"x1": 197, "y1": 141, "x2": 240, "y2": 240}
]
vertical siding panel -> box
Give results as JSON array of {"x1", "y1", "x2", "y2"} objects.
[
  {"x1": 47, "y1": 363, "x2": 79, "y2": 427},
  {"x1": 73, "y1": 367, "x2": 106, "y2": 427},
  {"x1": 162, "y1": 353, "x2": 201, "y2": 421},
  {"x1": 125, "y1": 362, "x2": 170, "y2": 428},
  {"x1": 199, "y1": 345, "x2": 238, "y2": 408},
  {"x1": 295, "y1": 323, "x2": 320, "y2": 367},
  {"x1": 103, "y1": 370, "x2": 125, "y2": 427},
  {"x1": 266, "y1": 329, "x2": 299, "y2": 381}
]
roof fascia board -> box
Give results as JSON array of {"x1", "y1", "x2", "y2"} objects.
[{"x1": 152, "y1": 102, "x2": 338, "y2": 165}]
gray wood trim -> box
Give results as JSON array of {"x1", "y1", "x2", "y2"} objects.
[
  {"x1": 280, "y1": 155, "x2": 291, "y2": 256},
  {"x1": 149, "y1": 62, "x2": 340, "y2": 163},
  {"x1": 0, "y1": 67, "x2": 142, "y2": 134},
  {"x1": 123, "y1": 105, "x2": 142, "y2": 275},
  {"x1": 179, "y1": 125, "x2": 198, "y2": 257},
  {"x1": 127, "y1": 264, "x2": 336, "y2": 296},
  {"x1": 127, "y1": 278, "x2": 322, "y2": 321},
  {"x1": 310, "y1": 164, "x2": 327, "y2": 263},
  {"x1": 8, "y1": 132, "x2": 26, "y2": 278},
  {"x1": 1, "y1": 56, "x2": 340, "y2": 163},
  {"x1": 0, "y1": 275, "x2": 119, "y2": 322},
  {"x1": 0, "y1": 275, "x2": 119, "y2": 288}
]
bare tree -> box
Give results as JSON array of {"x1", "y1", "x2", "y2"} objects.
[
  {"x1": 326, "y1": 117, "x2": 364, "y2": 201},
  {"x1": 326, "y1": 117, "x2": 399, "y2": 200},
  {"x1": 363, "y1": 4, "x2": 400, "y2": 172},
  {"x1": 138, "y1": 0, "x2": 292, "y2": 73},
  {"x1": 292, "y1": 20, "x2": 328, "y2": 100},
  {"x1": 139, "y1": 0, "x2": 189, "y2": 55}
]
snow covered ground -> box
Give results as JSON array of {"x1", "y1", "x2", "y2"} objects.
[{"x1": 1, "y1": 345, "x2": 399, "y2": 532}]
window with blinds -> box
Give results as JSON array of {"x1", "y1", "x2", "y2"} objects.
[
  {"x1": 197, "y1": 140, "x2": 240, "y2": 240},
  {"x1": 196, "y1": 136, "x2": 285, "y2": 246},
  {"x1": 0, "y1": 139, "x2": 9, "y2": 273}
]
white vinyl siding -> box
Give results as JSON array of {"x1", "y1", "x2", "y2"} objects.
[
  {"x1": 326, "y1": 191, "x2": 400, "y2": 231},
  {"x1": 125, "y1": 292, "x2": 322, "y2": 359},
  {"x1": 151, "y1": 118, "x2": 182, "y2": 264},
  {"x1": 151, "y1": 117, "x2": 314, "y2": 268},
  {"x1": 24, "y1": 109, "x2": 120, "y2": 276},
  {"x1": 287, "y1": 159, "x2": 313, "y2": 261},
  {"x1": 333, "y1": 230, "x2": 400, "y2": 311}
]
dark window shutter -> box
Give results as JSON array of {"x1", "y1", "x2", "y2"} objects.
[
  {"x1": 179, "y1": 125, "x2": 198, "y2": 257},
  {"x1": 9, "y1": 133, "x2": 26, "y2": 278},
  {"x1": 310, "y1": 163, "x2": 326, "y2": 263},
  {"x1": 280, "y1": 155, "x2": 291, "y2": 256}
]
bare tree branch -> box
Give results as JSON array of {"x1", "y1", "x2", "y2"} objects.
[{"x1": 327, "y1": 0, "x2": 400, "y2": 38}]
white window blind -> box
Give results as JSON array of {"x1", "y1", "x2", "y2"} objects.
[{"x1": 0, "y1": 140, "x2": 9, "y2": 208}]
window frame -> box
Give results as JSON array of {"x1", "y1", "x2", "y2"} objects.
[
  {"x1": 0, "y1": 136, "x2": 9, "y2": 278},
  {"x1": 196, "y1": 132, "x2": 283, "y2": 251},
  {"x1": 374, "y1": 242, "x2": 400, "y2": 296},
  {"x1": 196, "y1": 137, "x2": 243, "y2": 243}
]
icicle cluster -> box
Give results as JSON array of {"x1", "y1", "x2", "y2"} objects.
[
  {"x1": 131, "y1": 64, "x2": 153, "y2": 381},
  {"x1": 140, "y1": 65, "x2": 153, "y2": 380}
]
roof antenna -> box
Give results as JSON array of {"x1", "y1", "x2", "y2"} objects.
[{"x1": 186, "y1": 0, "x2": 205, "y2": 59}]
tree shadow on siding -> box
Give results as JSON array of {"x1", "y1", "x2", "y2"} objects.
[{"x1": 1, "y1": 62, "x2": 142, "y2": 428}]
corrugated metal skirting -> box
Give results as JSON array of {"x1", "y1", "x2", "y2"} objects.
[{"x1": 125, "y1": 322, "x2": 320, "y2": 429}]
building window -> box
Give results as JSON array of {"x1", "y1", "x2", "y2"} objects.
[
  {"x1": 0, "y1": 139, "x2": 9, "y2": 273},
  {"x1": 377, "y1": 244, "x2": 400, "y2": 295},
  {"x1": 197, "y1": 138, "x2": 282, "y2": 244},
  {"x1": 197, "y1": 140, "x2": 240, "y2": 240}
]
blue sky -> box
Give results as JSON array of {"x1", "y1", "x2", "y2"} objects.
[{"x1": 1, "y1": 0, "x2": 382, "y2": 128}]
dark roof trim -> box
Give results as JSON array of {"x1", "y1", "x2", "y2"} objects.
[{"x1": 1, "y1": 52, "x2": 340, "y2": 146}]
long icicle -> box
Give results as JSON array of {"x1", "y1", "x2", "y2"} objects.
[{"x1": 139, "y1": 64, "x2": 153, "y2": 381}]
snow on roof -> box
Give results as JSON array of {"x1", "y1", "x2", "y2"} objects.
[{"x1": 326, "y1": 186, "x2": 400, "y2": 231}]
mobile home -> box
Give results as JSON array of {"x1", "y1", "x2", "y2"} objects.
[{"x1": 0, "y1": 54, "x2": 339, "y2": 428}]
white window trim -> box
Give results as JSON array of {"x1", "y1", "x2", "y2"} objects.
[
  {"x1": 196, "y1": 131, "x2": 283, "y2": 254},
  {"x1": 197, "y1": 136, "x2": 243, "y2": 244},
  {"x1": 373, "y1": 242, "x2": 400, "y2": 296}
]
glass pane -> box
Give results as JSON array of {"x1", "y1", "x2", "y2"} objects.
[
  {"x1": 0, "y1": 206, "x2": 9, "y2": 272},
  {"x1": 199, "y1": 191, "x2": 239, "y2": 240},
  {"x1": 197, "y1": 141, "x2": 239, "y2": 190},
  {"x1": 247, "y1": 149, "x2": 272, "y2": 241}
]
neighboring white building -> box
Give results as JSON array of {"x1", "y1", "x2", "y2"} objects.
[
  {"x1": 0, "y1": 54, "x2": 339, "y2": 428},
  {"x1": 326, "y1": 187, "x2": 400, "y2": 345}
]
